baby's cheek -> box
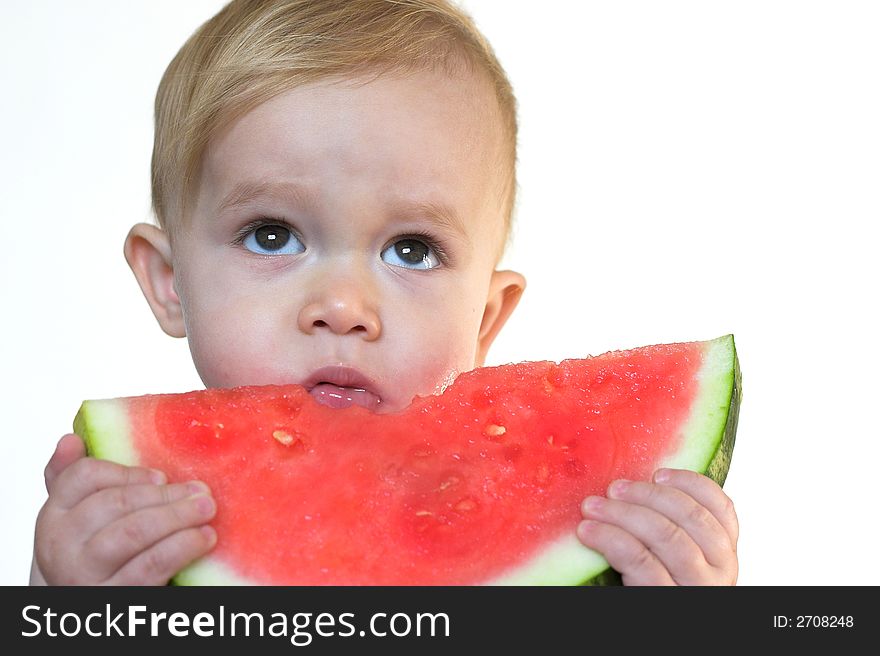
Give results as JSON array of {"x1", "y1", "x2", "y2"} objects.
[
  {"x1": 185, "y1": 305, "x2": 281, "y2": 389},
  {"x1": 408, "y1": 325, "x2": 480, "y2": 391},
  {"x1": 187, "y1": 332, "x2": 250, "y2": 389}
]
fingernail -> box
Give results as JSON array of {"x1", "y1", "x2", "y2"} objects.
[
  {"x1": 187, "y1": 481, "x2": 209, "y2": 495},
  {"x1": 150, "y1": 469, "x2": 167, "y2": 485},
  {"x1": 582, "y1": 496, "x2": 604, "y2": 514},
  {"x1": 578, "y1": 520, "x2": 597, "y2": 538},
  {"x1": 609, "y1": 479, "x2": 630, "y2": 498},
  {"x1": 655, "y1": 469, "x2": 671, "y2": 484},
  {"x1": 200, "y1": 525, "x2": 217, "y2": 546},
  {"x1": 191, "y1": 494, "x2": 215, "y2": 517}
]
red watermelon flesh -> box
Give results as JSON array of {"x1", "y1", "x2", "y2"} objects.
[{"x1": 75, "y1": 335, "x2": 740, "y2": 585}]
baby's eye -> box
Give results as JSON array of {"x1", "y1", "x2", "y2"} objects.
[
  {"x1": 381, "y1": 238, "x2": 441, "y2": 270},
  {"x1": 242, "y1": 224, "x2": 305, "y2": 256}
]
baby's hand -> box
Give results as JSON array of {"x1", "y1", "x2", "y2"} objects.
[
  {"x1": 577, "y1": 468, "x2": 738, "y2": 585},
  {"x1": 31, "y1": 434, "x2": 217, "y2": 585}
]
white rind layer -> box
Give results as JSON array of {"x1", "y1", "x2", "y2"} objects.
[
  {"x1": 75, "y1": 399, "x2": 139, "y2": 467},
  {"x1": 175, "y1": 558, "x2": 253, "y2": 586},
  {"x1": 660, "y1": 335, "x2": 735, "y2": 472},
  {"x1": 490, "y1": 533, "x2": 610, "y2": 585}
]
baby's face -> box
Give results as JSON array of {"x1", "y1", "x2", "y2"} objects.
[{"x1": 160, "y1": 69, "x2": 523, "y2": 413}]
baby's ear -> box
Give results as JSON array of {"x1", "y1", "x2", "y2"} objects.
[
  {"x1": 123, "y1": 223, "x2": 186, "y2": 338},
  {"x1": 476, "y1": 270, "x2": 526, "y2": 367}
]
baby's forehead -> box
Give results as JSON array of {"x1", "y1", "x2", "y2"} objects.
[
  {"x1": 194, "y1": 69, "x2": 509, "y2": 234},
  {"x1": 206, "y1": 67, "x2": 505, "y2": 151}
]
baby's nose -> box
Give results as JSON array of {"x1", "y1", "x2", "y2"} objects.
[{"x1": 297, "y1": 292, "x2": 381, "y2": 341}]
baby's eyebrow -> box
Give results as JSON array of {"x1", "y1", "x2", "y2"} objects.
[
  {"x1": 216, "y1": 180, "x2": 318, "y2": 215},
  {"x1": 400, "y1": 200, "x2": 468, "y2": 240},
  {"x1": 215, "y1": 179, "x2": 468, "y2": 239}
]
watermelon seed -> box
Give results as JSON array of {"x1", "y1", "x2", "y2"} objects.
[
  {"x1": 454, "y1": 498, "x2": 477, "y2": 513},
  {"x1": 438, "y1": 476, "x2": 460, "y2": 491},
  {"x1": 483, "y1": 423, "x2": 506, "y2": 438},
  {"x1": 273, "y1": 430, "x2": 307, "y2": 451},
  {"x1": 415, "y1": 510, "x2": 433, "y2": 517},
  {"x1": 190, "y1": 419, "x2": 225, "y2": 439},
  {"x1": 547, "y1": 435, "x2": 554, "y2": 445},
  {"x1": 273, "y1": 430, "x2": 294, "y2": 445}
]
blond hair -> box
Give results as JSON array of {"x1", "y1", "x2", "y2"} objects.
[{"x1": 152, "y1": 0, "x2": 518, "y2": 252}]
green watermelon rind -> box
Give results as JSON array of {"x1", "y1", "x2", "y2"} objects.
[{"x1": 76, "y1": 335, "x2": 740, "y2": 586}]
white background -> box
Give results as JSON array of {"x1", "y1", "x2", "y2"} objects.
[{"x1": 1, "y1": 1, "x2": 878, "y2": 585}]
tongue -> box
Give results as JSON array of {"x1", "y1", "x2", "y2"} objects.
[{"x1": 309, "y1": 383, "x2": 381, "y2": 410}]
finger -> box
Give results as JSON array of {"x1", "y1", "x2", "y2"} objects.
[
  {"x1": 44, "y1": 434, "x2": 86, "y2": 493},
  {"x1": 107, "y1": 526, "x2": 217, "y2": 586},
  {"x1": 85, "y1": 492, "x2": 216, "y2": 578},
  {"x1": 582, "y1": 494, "x2": 708, "y2": 583},
  {"x1": 577, "y1": 520, "x2": 675, "y2": 586},
  {"x1": 49, "y1": 457, "x2": 167, "y2": 509},
  {"x1": 654, "y1": 469, "x2": 739, "y2": 550},
  {"x1": 68, "y1": 481, "x2": 211, "y2": 538},
  {"x1": 603, "y1": 478, "x2": 734, "y2": 568}
]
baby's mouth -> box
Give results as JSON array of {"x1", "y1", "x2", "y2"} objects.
[
  {"x1": 303, "y1": 366, "x2": 383, "y2": 411},
  {"x1": 309, "y1": 383, "x2": 382, "y2": 410}
]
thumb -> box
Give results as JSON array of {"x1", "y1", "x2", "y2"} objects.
[{"x1": 44, "y1": 433, "x2": 86, "y2": 494}]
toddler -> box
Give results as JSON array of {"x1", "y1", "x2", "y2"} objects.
[{"x1": 32, "y1": 0, "x2": 737, "y2": 585}]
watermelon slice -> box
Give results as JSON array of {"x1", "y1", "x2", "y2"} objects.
[{"x1": 74, "y1": 335, "x2": 740, "y2": 585}]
